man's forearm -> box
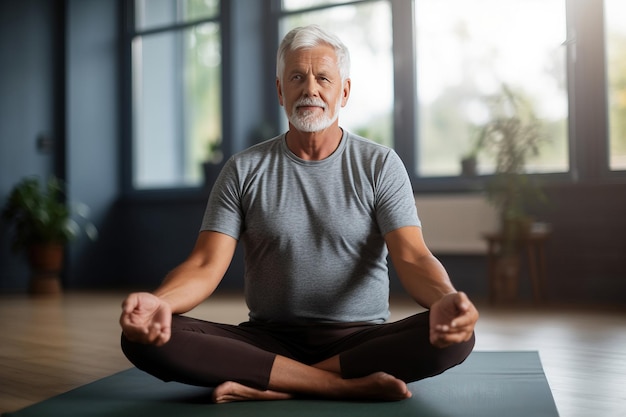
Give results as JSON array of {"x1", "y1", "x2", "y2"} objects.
[
  {"x1": 396, "y1": 254, "x2": 457, "y2": 309},
  {"x1": 152, "y1": 230, "x2": 237, "y2": 314},
  {"x1": 153, "y1": 263, "x2": 219, "y2": 314}
]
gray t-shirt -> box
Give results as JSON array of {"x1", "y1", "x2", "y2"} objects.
[{"x1": 201, "y1": 130, "x2": 420, "y2": 323}]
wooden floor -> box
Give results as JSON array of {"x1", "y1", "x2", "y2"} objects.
[{"x1": 1, "y1": 291, "x2": 625, "y2": 417}]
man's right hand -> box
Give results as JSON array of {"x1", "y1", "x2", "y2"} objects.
[{"x1": 120, "y1": 292, "x2": 172, "y2": 346}]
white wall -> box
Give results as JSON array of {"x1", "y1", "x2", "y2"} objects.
[{"x1": 415, "y1": 194, "x2": 498, "y2": 254}]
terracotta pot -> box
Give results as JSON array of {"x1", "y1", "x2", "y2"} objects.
[{"x1": 27, "y1": 243, "x2": 64, "y2": 295}]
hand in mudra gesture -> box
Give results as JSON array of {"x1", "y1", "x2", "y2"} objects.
[
  {"x1": 120, "y1": 292, "x2": 172, "y2": 346},
  {"x1": 429, "y1": 292, "x2": 478, "y2": 348}
]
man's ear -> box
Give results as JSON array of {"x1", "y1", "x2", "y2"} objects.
[
  {"x1": 276, "y1": 78, "x2": 284, "y2": 107},
  {"x1": 341, "y1": 78, "x2": 351, "y2": 107}
]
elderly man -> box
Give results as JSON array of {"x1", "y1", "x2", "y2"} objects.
[{"x1": 120, "y1": 24, "x2": 478, "y2": 403}]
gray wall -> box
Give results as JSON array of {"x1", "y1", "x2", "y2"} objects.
[
  {"x1": 65, "y1": 0, "x2": 120, "y2": 288},
  {"x1": 0, "y1": 0, "x2": 120, "y2": 291},
  {"x1": 0, "y1": 0, "x2": 60, "y2": 290}
]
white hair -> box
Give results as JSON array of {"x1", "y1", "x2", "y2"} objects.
[{"x1": 276, "y1": 24, "x2": 351, "y2": 83}]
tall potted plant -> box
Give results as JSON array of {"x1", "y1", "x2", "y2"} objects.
[
  {"x1": 2, "y1": 176, "x2": 96, "y2": 295},
  {"x1": 478, "y1": 85, "x2": 548, "y2": 299}
]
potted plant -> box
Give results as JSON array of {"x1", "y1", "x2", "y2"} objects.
[
  {"x1": 2, "y1": 176, "x2": 97, "y2": 295},
  {"x1": 479, "y1": 85, "x2": 548, "y2": 299},
  {"x1": 460, "y1": 126, "x2": 487, "y2": 177}
]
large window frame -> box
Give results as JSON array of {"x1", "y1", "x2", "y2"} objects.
[
  {"x1": 121, "y1": 0, "x2": 224, "y2": 196},
  {"x1": 272, "y1": 0, "x2": 625, "y2": 192},
  {"x1": 121, "y1": 0, "x2": 625, "y2": 196},
  {"x1": 397, "y1": 0, "x2": 574, "y2": 191}
]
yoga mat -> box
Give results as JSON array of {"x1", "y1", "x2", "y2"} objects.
[{"x1": 4, "y1": 351, "x2": 559, "y2": 417}]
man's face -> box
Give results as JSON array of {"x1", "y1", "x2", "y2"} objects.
[{"x1": 277, "y1": 44, "x2": 350, "y2": 133}]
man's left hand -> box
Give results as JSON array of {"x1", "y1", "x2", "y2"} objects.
[{"x1": 429, "y1": 292, "x2": 478, "y2": 348}]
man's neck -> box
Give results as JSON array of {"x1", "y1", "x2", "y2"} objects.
[{"x1": 285, "y1": 125, "x2": 343, "y2": 161}]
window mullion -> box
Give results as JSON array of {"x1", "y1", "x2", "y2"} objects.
[
  {"x1": 390, "y1": 0, "x2": 417, "y2": 183},
  {"x1": 569, "y1": 0, "x2": 609, "y2": 182},
  {"x1": 176, "y1": 29, "x2": 186, "y2": 182}
]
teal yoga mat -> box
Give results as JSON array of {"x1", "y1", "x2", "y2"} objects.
[{"x1": 4, "y1": 351, "x2": 559, "y2": 417}]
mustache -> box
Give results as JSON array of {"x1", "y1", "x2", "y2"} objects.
[{"x1": 294, "y1": 98, "x2": 327, "y2": 109}]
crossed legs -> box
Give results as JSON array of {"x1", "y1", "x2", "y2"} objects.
[
  {"x1": 121, "y1": 312, "x2": 475, "y2": 403},
  {"x1": 212, "y1": 355, "x2": 411, "y2": 403}
]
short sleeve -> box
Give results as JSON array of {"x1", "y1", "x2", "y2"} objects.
[
  {"x1": 200, "y1": 157, "x2": 244, "y2": 240},
  {"x1": 374, "y1": 150, "x2": 421, "y2": 235}
]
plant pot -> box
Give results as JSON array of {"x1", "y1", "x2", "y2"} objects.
[
  {"x1": 461, "y1": 156, "x2": 478, "y2": 176},
  {"x1": 27, "y1": 243, "x2": 64, "y2": 295}
]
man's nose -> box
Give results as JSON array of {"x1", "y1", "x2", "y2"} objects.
[{"x1": 303, "y1": 76, "x2": 319, "y2": 97}]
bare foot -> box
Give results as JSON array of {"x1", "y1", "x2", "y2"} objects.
[
  {"x1": 211, "y1": 372, "x2": 411, "y2": 403},
  {"x1": 341, "y1": 372, "x2": 412, "y2": 401},
  {"x1": 212, "y1": 381, "x2": 293, "y2": 403}
]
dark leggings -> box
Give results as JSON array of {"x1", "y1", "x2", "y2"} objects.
[{"x1": 121, "y1": 311, "x2": 475, "y2": 391}]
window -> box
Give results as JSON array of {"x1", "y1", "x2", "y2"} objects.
[
  {"x1": 414, "y1": 0, "x2": 569, "y2": 178},
  {"x1": 124, "y1": 1, "x2": 622, "y2": 192},
  {"x1": 605, "y1": 0, "x2": 626, "y2": 171},
  {"x1": 130, "y1": 0, "x2": 221, "y2": 189},
  {"x1": 278, "y1": 0, "x2": 394, "y2": 147}
]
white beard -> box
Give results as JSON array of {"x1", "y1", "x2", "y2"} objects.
[{"x1": 288, "y1": 97, "x2": 341, "y2": 133}]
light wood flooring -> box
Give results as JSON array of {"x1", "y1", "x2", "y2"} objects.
[{"x1": 1, "y1": 291, "x2": 625, "y2": 417}]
